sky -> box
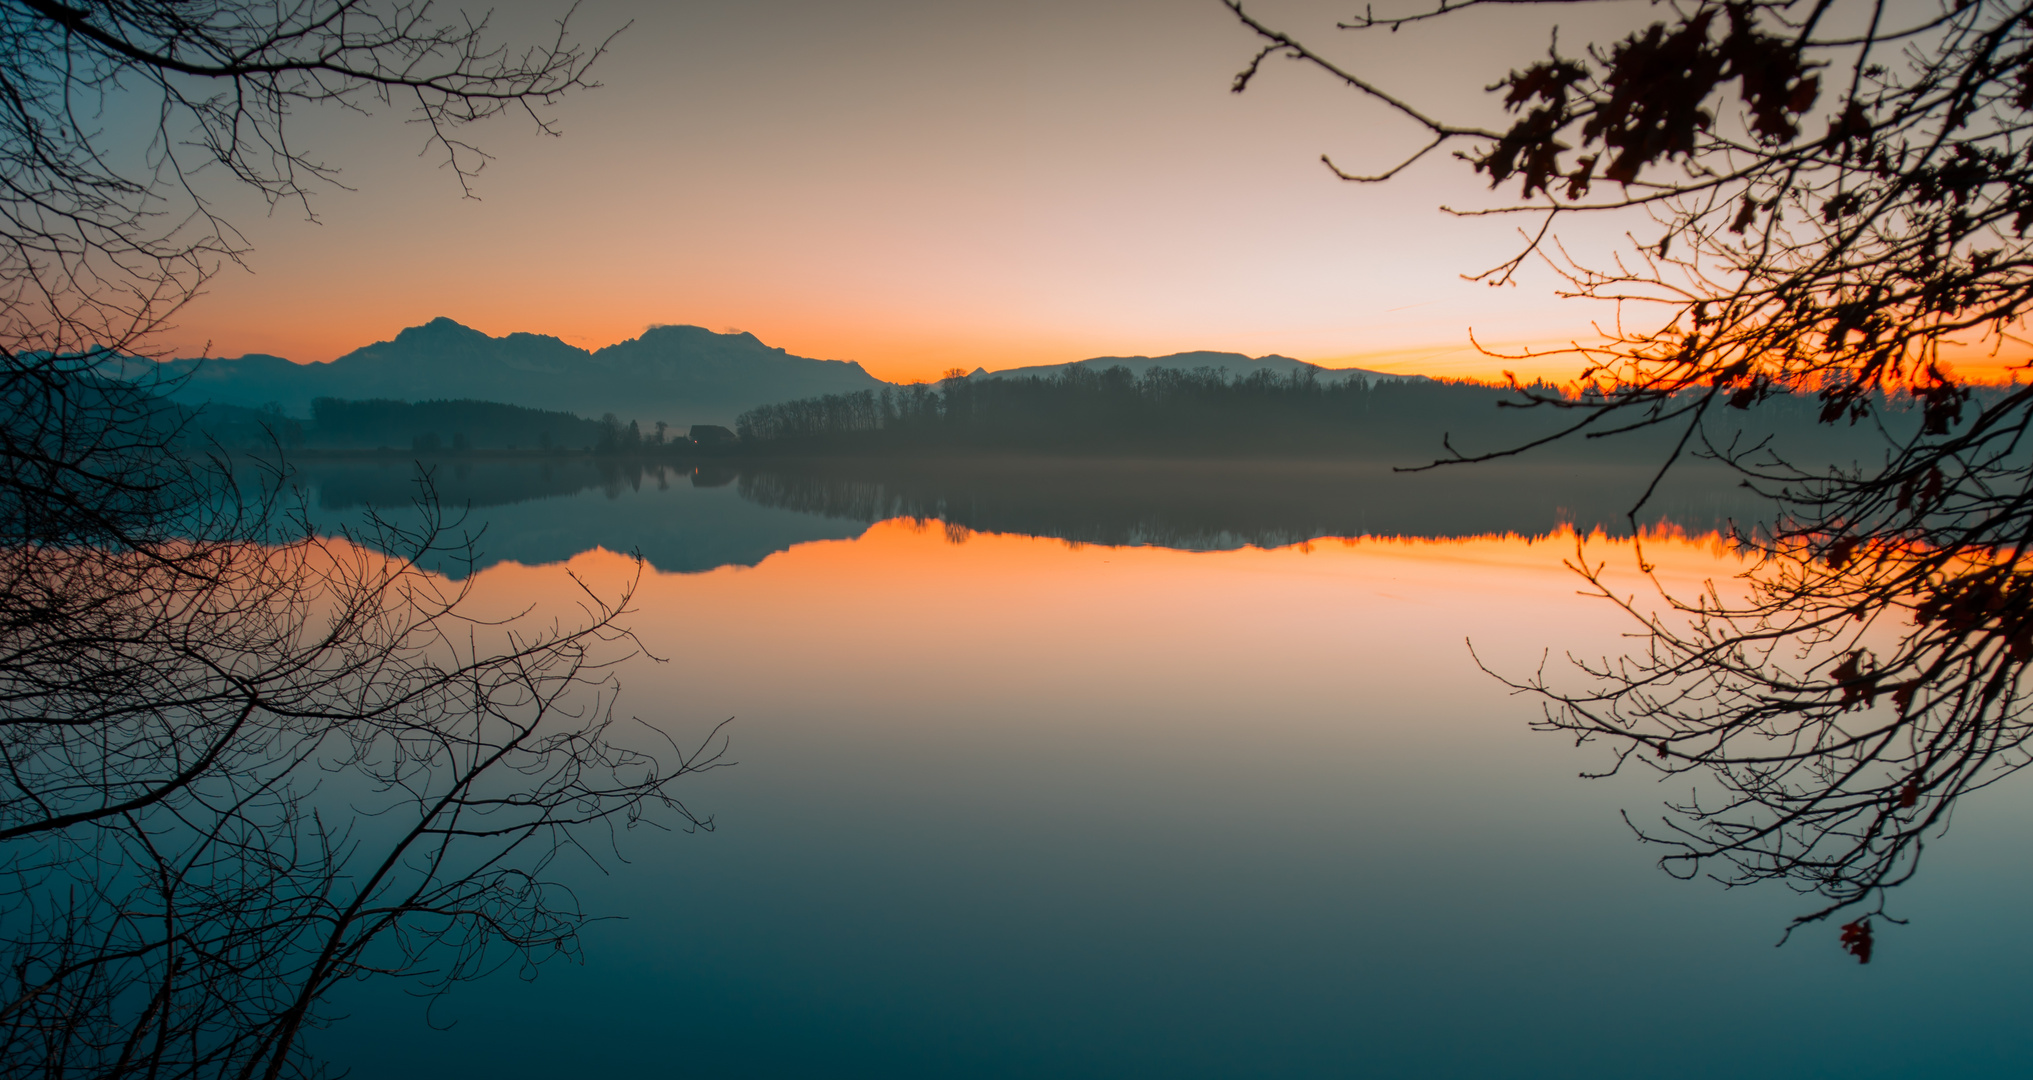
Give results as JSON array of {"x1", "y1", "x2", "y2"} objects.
[{"x1": 161, "y1": 0, "x2": 1713, "y2": 384}]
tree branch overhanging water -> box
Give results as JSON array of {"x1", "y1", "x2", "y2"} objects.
[{"x1": 1226, "y1": 0, "x2": 2033, "y2": 953}]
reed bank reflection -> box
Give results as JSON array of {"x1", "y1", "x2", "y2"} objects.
[{"x1": 292, "y1": 456, "x2": 1774, "y2": 574}]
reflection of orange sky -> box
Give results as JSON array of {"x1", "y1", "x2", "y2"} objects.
[
  {"x1": 417, "y1": 519, "x2": 1763, "y2": 777},
  {"x1": 481, "y1": 519, "x2": 1745, "y2": 586},
  {"x1": 459, "y1": 521, "x2": 1749, "y2": 677},
  {"x1": 1934, "y1": 341, "x2": 2033, "y2": 385}
]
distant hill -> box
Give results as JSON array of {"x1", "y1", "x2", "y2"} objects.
[
  {"x1": 975, "y1": 351, "x2": 1423, "y2": 384},
  {"x1": 116, "y1": 320, "x2": 1424, "y2": 427},
  {"x1": 138, "y1": 318, "x2": 888, "y2": 427}
]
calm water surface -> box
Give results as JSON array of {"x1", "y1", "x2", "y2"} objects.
[{"x1": 305, "y1": 460, "x2": 2033, "y2": 1078}]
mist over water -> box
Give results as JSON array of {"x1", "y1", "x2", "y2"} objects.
[{"x1": 300, "y1": 459, "x2": 2033, "y2": 1079}]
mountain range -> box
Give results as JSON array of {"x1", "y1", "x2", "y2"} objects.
[
  {"x1": 123, "y1": 318, "x2": 1421, "y2": 426},
  {"x1": 975, "y1": 352, "x2": 1415, "y2": 384}
]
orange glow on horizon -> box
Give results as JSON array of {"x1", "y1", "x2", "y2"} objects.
[
  {"x1": 163, "y1": 303, "x2": 2033, "y2": 390},
  {"x1": 136, "y1": 0, "x2": 2033, "y2": 395},
  {"x1": 444, "y1": 520, "x2": 1753, "y2": 711},
  {"x1": 165, "y1": 304, "x2": 1585, "y2": 386},
  {"x1": 464, "y1": 518, "x2": 1749, "y2": 603}
]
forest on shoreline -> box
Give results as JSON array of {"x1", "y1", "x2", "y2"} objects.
[
  {"x1": 177, "y1": 364, "x2": 1976, "y2": 469},
  {"x1": 733, "y1": 366, "x2": 1929, "y2": 466}
]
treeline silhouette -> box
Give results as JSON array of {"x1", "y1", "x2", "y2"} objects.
[
  {"x1": 308, "y1": 397, "x2": 607, "y2": 451},
  {"x1": 297, "y1": 399, "x2": 738, "y2": 455},
  {"x1": 175, "y1": 369, "x2": 1979, "y2": 468},
  {"x1": 165, "y1": 392, "x2": 750, "y2": 458},
  {"x1": 307, "y1": 457, "x2": 718, "y2": 512},
  {"x1": 734, "y1": 366, "x2": 1920, "y2": 463}
]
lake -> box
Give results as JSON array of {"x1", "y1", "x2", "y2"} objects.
[{"x1": 300, "y1": 457, "x2": 2033, "y2": 1079}]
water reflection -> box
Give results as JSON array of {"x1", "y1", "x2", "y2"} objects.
[
  {"x1": 733, "y1": 457, "x2": 1766, "y2": 550},
  {"x1": 317, "y1": 520, "x2": 2033, "y2": 1080},
  {"x1": 298, "y1": 458, "x2": 867, "y2": 574},
  {"x1": 287, "y1": 456, "x2": 2026, "y2": 959},
  {"x1": 292, "y1": 456, "x2": 1774, "y2": 573}
]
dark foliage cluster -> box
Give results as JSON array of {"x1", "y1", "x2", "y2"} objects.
[
  {"x1": 593, "y1": 413, "x2": 686, "y2": 457},
  {"x1": 229, "y1": 401, "x2": 707, "y2": 458},
  {"x1": 309, "y1": 459, "x2": 702, "y2": 523},
  {"x1": 308, "y1": 397, "x2": 606, "y2": 453}
]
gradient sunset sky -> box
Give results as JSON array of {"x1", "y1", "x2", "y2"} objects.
[{"x1": 161, "y1": 0, "x2": 1740, "y2": 384}]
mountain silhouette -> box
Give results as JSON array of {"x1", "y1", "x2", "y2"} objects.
[
  {"x1": 148, "y1": 318, "x2": 886, "y2": 426},
  {"x1": 133, "y1": 321, "x2": 1422, "y2": 428},
  {"x1": 977, "y1": 351, "x2": 1423, "y2": 383}
]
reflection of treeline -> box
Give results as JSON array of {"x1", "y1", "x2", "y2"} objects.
[
  {"x1": 734, "y1": 457, "x2": 1775, "y2": 550},
  {"x1": 733, "y1": 367, "x2": 1896, "y2": 461}
]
